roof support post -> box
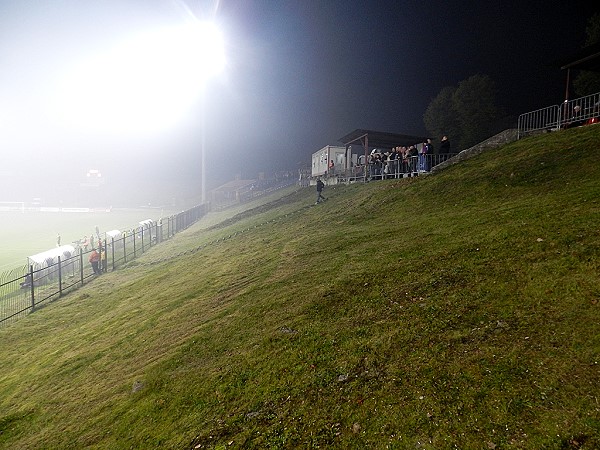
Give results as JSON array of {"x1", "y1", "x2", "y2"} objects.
[{"x1": 363, "y1": 135, "x2": 368, "y2": 183}]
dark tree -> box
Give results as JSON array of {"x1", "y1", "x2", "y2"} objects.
[
  {"x1": 423, "y1": 86, "x2": 461, "y2": 149},
  {"x1": 424, "y1": 74, "x2": 503, "y2": 151},
  {"x1": 573, "y1": 13, "x2": 600, "y2": 97},
  {"x1": 453, "y1": 74, "x2": 502, "y2": 149}
]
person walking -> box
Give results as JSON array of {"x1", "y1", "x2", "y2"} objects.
[{"x1": 315, "y1": 177, "x2": 327, "y2": 204}]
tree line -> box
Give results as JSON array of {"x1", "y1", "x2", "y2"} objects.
[{"x1": 423, "y1": 13, "x2": 600, "y2": 152}]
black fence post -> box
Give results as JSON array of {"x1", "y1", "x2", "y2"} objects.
[
  {"x1": 29, "y1": 265, "x2": 35, "y2": 312},
  {"x1": 102, "y1": 241, "x2": 107, "y2": 273},
  {"x1": 133, "y1": 230, "x2": 137, "y2": 258},
  {"x1": 58, "y1": 256, "x2": 63, "y2": 297},
  {"x1": 111, "y1": 237, "x2": 115, "y2": 271},
  {"x1": 80, "y1": 249, "x2": 84, "y2": 285}
]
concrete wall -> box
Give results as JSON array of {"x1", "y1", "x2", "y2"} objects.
[{"x1": 431, "y1": 129, "x2": 519, "y2": 173}]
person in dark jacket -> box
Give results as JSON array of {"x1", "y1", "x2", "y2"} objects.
[
  {"x1": 439, "y1": 135, "x2": 451, "y2": 163},
  {"x1": 315, "y1": 178, "x2": 327, "y2": 204},
  {"x1": 440, "y1": 135, "x2": 450, "y2": 154}
]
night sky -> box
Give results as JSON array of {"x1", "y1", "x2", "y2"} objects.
[{"x1": 0, "y1": 0, "x2": 598, "y2": 204}]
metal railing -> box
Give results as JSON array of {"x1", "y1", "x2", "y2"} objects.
[
  {"x1": 326, "y1": 154, "x2": 459, "y2": 183},
  {"x1": 0, "y1": 203, "x2": 208, "y2": 327},
  {"x1": 518, "y1": 91, "x2": 600, "y2": 138}
]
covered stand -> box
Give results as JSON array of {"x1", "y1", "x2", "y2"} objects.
[{"x1": 338, "y1": 129, "x2": 427, "y2": 180}]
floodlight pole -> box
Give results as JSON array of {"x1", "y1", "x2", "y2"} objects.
[{"x1": 200, "y1": 84, "x2": 207, "y2": 204}]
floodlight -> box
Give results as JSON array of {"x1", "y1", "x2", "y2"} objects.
[{"x1": 55, "y1": 20, "x2": 226, "y2": 134}]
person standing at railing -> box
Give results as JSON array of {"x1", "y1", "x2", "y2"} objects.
[
  {"x1": 399, "y1": 146, "x2": 408, "y2": 174},
  {"x1": 382, "y1": 151, "x2": 389, "y2": 178},
  {"x1": 569, "y1": 105, "x2": 585, "y2": 128},
  {"x1": 89, "y1": 249, "x2": 101, "y2": 275},
  {"x1": 440, "y1": 135, "x2": 450, "y2": 154},
  {"x1": 389, "y1": 147, "x2": 398, "y2": 177},
  {"x1": 419, "y1": 141, "x2": 430, "y2": 173},
  {"x1": 99, "y1": 239, "x2": 107, "y2": 273},
  {"x1": 439, "y1": 135, "x2": 451, "y2": 163},
  {"x1": 368, "y1": 150, "x2": 377, "y2": 180},
  {"x1": 374, "y1": 152, "x2": 383, "y2": 179},
  {"x1": 408, "y1": 145, "x2": 418, "y2": 174}
]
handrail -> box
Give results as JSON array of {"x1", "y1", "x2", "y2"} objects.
[{"x1": 518, "y1": 91, "x2": 600, "y2": 138}]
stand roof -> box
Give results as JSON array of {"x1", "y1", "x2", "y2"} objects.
[{"x1": 339, "y1": 129, "x2": 427, "y2": 149}]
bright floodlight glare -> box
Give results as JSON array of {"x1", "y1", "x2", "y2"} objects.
[{"x1": 56, "y1": 21, "x2": 225, "y2": 134}]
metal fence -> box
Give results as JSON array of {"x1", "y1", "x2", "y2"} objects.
[
  {"x1": 0, "y1": 203, "x2": 208, "y2": 327},
  {"x1": 518, "y1": 91, "x2": 600, "y2": 138},
  {"x1": 328, "y1": 153, "x2": 459, "y2": 183}
]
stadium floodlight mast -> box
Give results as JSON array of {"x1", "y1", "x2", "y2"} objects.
[{"x1": 192, "y1": 21, "x2": 225, "y2": 204}]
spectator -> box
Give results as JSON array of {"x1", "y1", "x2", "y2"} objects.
[
  {"x1": 382, "y1": 151, "x2": 390, "y2": 178},
  {"x1": 420, "y1": 139, "x2": 434, "y2": 172},
  {"x1": 89, "y1": 249, "x2": 101, "y2": 275},
  {"x1": 440, "y1": 135, "x2": 450, "y2": 154},
  {"x1": 440, "y1": 136, "x2": 450, "y2": 162},
  {"x1": 399, "y1": 146, "x2": 408, "y2": 174},
  {"x1": 419, "y1": 142, "x2": 427, "y2": 173},
  {"x1": 328, "y1": 159, "x2": 335, "y2": 176},
  {"x1": 368, "y1": 150, "x2": 377, "y2": 180},
  {"x1": 408, "y1": 145, "x2": 418, "y2": 174},
  {"x1": 570, "y1": 105, "x2": 585, "y2": 127},
  {"x1": 389, "y1": 147, "x2": 398, "y2": 177},
  {"x1": 374, "y1": 152, "x2": 383, "y2": 179},
  {"x1": 100, "y1": 241, "x2": 107, "y2": 273}
]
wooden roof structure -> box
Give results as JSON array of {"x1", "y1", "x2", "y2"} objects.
[
  {"x1": 339, "y1": 129, "x2": 427, "y2": 150},
  {"x1": 555, "y1": 42, "x2": 600, "y2": 72},
  {"x1": 554, "y1": 42, "x2": 600, "y2": 101}
]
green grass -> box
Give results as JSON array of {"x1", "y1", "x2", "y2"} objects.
[
  {"x1": 0, "y1": 208, "x2": 180, "y2": 271},
  {"x1": 1, "y1": 127, "x2": 600, "y2": 449}
]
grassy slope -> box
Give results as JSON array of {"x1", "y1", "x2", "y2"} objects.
[{"x1": 0, "y1": 127, "x2": 599, "y2": 449}]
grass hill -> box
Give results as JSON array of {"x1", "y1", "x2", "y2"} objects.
[{"x1": 1, "y1": 126, "x2": 599, "y2": 449}]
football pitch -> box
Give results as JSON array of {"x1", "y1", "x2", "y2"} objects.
[{"x1": 0, "y1": 208, "x2": 178, "y2": 271}]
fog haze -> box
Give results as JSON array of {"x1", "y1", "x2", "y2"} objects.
[{"x1": 1, "y1": 0, "x2": 598, "y2": 206}]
